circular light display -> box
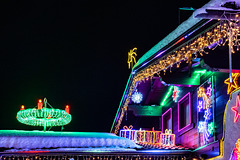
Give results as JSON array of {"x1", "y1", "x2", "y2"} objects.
[
  {"x1": 132, "y1": 91, "x2": 143, "y2": 104},
  {"x1": 17, "y1": 98, "x2": 72, "y2": 131},
  {"x1": 17, "y1": 108, "x2": 72, "y2": 127}
]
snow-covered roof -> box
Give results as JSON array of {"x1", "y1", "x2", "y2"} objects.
[
  {"x1": 194, "y1": 0, "x2": 240, "y2": 16},
  {"x1": 136, "y1": 0, "x2": 240, "y2": 68},
  {"x1": 0, "y1": 130, "x2": 139, "y2": 151}
]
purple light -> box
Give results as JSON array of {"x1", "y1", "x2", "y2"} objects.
[
  {"x1": 198, "y1": 121, "x2": 210, "y2": 144},
  {"x1": 198, "y1": 100, "x2": 204, "y2": 112},
  {"x1": 162, "y1": 108, "x2": 172, "y2": 132},
  {"x1": 206, "y1": 84, "x2": 212, "y2": 97},
  {"x1": 154, "y1": 50, "x2": 166, "y2": 58},
  {"x1": 203, "y1": 108, "x2": 212, "y2": 121},
  {"x1": 178, "y1": 92, "x2": 191, "y2": 132}
]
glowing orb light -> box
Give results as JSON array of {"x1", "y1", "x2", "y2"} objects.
[{"x1": 132, "y1": 90, "x2": 143, "y2": 104}]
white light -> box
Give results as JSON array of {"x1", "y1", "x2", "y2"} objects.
[{"x1": 132, "y1": 91, "x2": 143, "y2": 104}]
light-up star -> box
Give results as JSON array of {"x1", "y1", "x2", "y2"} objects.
[
  {"x1": 198, "y1": 121, "x2": 207, "y2": 132},
  {"x1": 172, "y1": 86, "x2": 180, "y2": 102},
  {"x1": 208, "y1": 122, "x2": 214, "y2": 135},
  {"x1": 204, "y1": 108, "x2": 212, "y2": 121},
  {"x1": 206, "y1": 84, "x2": 212, "y2": 97},
  {"x1": 231, "y1": 95, "x2": 240, "y2": 123},
  {"x1": 224, "y1": 73, "x2": 240, "y2": 94}
]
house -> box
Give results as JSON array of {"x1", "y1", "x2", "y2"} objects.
[
  {"x1": 1, "y1": 0, "x2": 240, "y2": 160},
  {"x1": 111, "y1": 0, "x2": 240, "y2": 159}
]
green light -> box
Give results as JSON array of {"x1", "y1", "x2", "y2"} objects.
[
  {"x1": 17, "y1": 108, "x2": 72, "y2": 128},
  {"x1": 161, "y1": 86, "x2": 174, "y2": 106},
  {"x1": 194, "y1": 69, "x2": 207, "y2": 74},
  {"x1": 208, "y1": 122, "x2": 214, "y2": 135}
]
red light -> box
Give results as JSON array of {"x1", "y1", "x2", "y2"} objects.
[
  {"x1": 20, "y1": 105, "x2": 25, "y2": 110},
  {"x1": 37, "y1": 99, "x2": 43, "y2": 110},
  {"x1": 65, "y1": 105, "x2": 70, "y2": 114}
]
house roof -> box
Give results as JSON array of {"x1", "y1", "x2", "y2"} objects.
[
  {"x1": 0, "y1": 130, "x2": 139, "y2": 151},
  {"x1": 111, "y1": 0, "x2": 240, "y2": 134},
  {"x1": 135, "y1": 0, "x2": 240, "y2": 70}
]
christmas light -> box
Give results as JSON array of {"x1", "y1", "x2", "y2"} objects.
[
  {"x1": 224, "y1": 73, "x2": 240, "y2": 94},
  {"x1": 198, "y1": 100, "x2": 204, "y2": 112},
  {"x1": 20, "y1": 105, "x2": 25, "y2": 110},
  {"x1": 65, "y1": 105, "x2": 70, "y2": 114},
  {"x1": 198, "y1": 121, "x2": 210, "y2": 144},
  {"x1": 17, "y1": 108, "x2": 72, "y2": 127},
  {"x1": 161, "y1": 86, "x2": 173, "y2": 106},
  {"x1": 114, "y1": 20, "x2": 240, "y2": 134},
  {"x1": 197, "y1": 81, "x2": 214, "y2": 145},
  {"x1": 231, "y1": 95, "x2": 240, "y2": 123},
  {"x1": 233, "y1": 138, "x2": 240, "y2": 160},
  {"x1": 203, "y1": 108, "x2": 212, "y2": 121},
  {"x1": 206, "y1": 84, "x2": 212, "y2": 97},
  {"x1": 132, "y1": 90, "x2": 143, "y2": 104},
  {"x1": 197, "y1": 87, "x2": 211, "y2": 109},
  {"x1": 172, "y1": 86, "x2": 180, "y2": 102},
  {"x1": 119, "y1": 126, "x2": 176, "y2": 147},
  {"x1": 208, "y1": 122, "x2": 214, "y2": 135},
  {"x1": 37, "y1": 99, "x2": 43, "y2": 110},
  {"x1": 127, "y1": 48, "x2": 137, "y2": 69},
  {"x1": 17, "y1": 98, "x2": 72, "y2": 131}
]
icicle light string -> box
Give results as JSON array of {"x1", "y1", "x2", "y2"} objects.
[{"x1": 114, "y1": 20, "x2": 240, "y2": 134}]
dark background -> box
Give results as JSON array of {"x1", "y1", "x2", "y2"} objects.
[{"x1": 0, "y1": 0, "x2": 209, "y2": 132}]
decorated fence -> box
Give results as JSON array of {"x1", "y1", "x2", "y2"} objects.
[{"x1": 119, "y1": 126, "x2": 175, "y2": 147}]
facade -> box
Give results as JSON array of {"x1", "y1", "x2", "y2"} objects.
[{"x1": 111, "y1": 0, "x2": 240, "y2": 159}]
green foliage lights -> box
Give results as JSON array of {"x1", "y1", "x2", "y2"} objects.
[{"x1": 16, "y1": 98, "x2": 72, "y2": 131}]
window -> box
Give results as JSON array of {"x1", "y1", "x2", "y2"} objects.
[
  {"x1": 162, "y1": 108, "x2": 172, "y2": 132},
  {"x1": 178, "y1": 92, "x2": 191, "y2": 132}
]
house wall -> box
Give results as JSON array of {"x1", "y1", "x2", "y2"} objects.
[{"x1": 161, "y1": 72, "x2": 229, "y2": 150}]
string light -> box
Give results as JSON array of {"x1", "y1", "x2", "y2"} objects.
[{"x1": 197, "y1": 82, "x2": 213, "y2": 145}]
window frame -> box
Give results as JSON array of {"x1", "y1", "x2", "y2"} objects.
[
  {"x1": 178, "y1": 92, "x2": 192, "y2": 132},
  {"x1": 162, "y1": 108, "x2": 172, "y2": 132}
]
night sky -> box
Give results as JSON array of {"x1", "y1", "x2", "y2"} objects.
[{"x1": 0, "y1": 0, "x2": 209, "y2": 132}]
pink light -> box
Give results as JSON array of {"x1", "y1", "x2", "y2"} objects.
[
  {"x1": 162, "y1": 108, "x2": 172, "y2": 132},
  {"x1": 178, "y1": 92, "x2": 191, "y2": 132},
  {"x1": 231, "y1": 95, "x2": 240, "y2": 123}
]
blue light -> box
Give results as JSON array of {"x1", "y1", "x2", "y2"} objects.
[{"x1": 132, "y1": 91, "x2": 143, "y2": 104}]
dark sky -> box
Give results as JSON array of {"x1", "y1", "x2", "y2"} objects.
[{"x1": 0, "y1": 0, "x2": 209, "y2": 132}]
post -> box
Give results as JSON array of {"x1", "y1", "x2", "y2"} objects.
[{"x1": 229, "y1": 26, "x2": 233, "y2": 83}]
